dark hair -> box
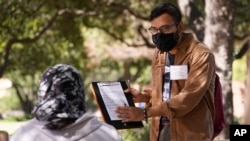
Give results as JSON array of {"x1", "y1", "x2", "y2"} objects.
[{"x1": 150, "y1": 2, "x2": 182, "y2": 23}]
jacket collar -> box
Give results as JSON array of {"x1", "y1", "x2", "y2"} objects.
[{"x1": 174, "y1": 33, "x2": 198, "y2": 64}]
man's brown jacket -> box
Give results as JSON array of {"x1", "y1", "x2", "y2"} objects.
[{"x1": 146, "y1": 33, "x2": 216, "y2": 141}]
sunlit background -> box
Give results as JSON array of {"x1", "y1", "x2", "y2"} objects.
[{"x1": 0, "y1": 0, "x2": 249, "y2": 141}]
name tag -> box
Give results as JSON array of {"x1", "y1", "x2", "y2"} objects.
[{"x1": 170, "y1": 65, "x2": 188, "y2": 80}]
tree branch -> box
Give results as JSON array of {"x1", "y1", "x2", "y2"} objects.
[
  {"x1": 103, "y1": 26, "x2": 152, "y2": 47},
  {"x1": 58, "y1": 8, "x2": 97, "y2": 17},
  {"x1": 136, "y1": 24, "x2": 155, "y2": 48},
  {"x1": 234, "y1": 40, "x2": 249, "y2": 59},
  {"x1": 234, "y1": 32, "x2": 250, "y2": 40},
  {"x1": 12, "y1": 83, "x2": 25, "y2": 105},
  {"x1": 178, "y1": 0, "x2": 205, "y2": 41},
  {"x1": 0, "y1": 12, "x2": 59, "y2": 77},
  {"x1": 109, "y1": 2, "x2": 149, "y2": 21},
  {"x1": 0, "y1": 8, "x2": 99, "y2": 77}
]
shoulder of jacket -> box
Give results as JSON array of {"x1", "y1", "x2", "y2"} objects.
[{"x1": 189, "y1": 41, "x2": 213, "y2": 59}]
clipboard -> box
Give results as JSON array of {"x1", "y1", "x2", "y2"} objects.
[{"x1": 90, "y1": 80, "x2": 144, "y2": 130}]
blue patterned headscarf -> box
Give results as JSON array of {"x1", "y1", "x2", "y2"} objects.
[{"x1": 32, "y1": 64, "x2": 85, "y2": 129}]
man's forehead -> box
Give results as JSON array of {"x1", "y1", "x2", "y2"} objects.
[{"x1": 150, "y1": 13, "x2": 175, "y2": 27}]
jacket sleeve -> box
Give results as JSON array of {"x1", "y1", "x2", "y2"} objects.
[
  {"x1": 161, "y1": 48, "x2": 215, "y2": 119},
  {"x1": 143, "y1": 87, "x2": 152, "y2": 108}
]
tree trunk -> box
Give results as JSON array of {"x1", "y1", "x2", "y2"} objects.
[
  {"x1": 13, "y1": 83, "x2": 34, "y2": 114},
  {"x1": 244, "y1": 44, "x2": 250, "y2": 124},
  {"x1": 204, "y1": 0, "x2": 235, "y2": 139}
]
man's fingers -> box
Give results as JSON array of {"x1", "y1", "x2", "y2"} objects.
[{"x1": 124, "y1": 88, "x2": 132, "y2": 93}]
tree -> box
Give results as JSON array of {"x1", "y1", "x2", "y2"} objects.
[
  {"x1": 233, "y1": 0, "x2": 250, "y2": 125},
  {"x1": 0, "y1": 0, "x2": 157, "y2": 115},
  {"x1": 203, "y1": 0, "x2": 235, "y2": 139}
]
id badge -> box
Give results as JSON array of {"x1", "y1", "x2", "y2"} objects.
[{"x1": 170, "y1": 65, "x2": 188, "y2": 80}]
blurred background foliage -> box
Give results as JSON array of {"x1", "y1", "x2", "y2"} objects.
[{"x1": 0, "y1": 0, "x2": 249, "y2": 140}]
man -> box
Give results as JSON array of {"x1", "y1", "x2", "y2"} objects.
[
  {"x1": 11, "y1": 64, "x2": 122, "y2": 141},
  {"x1": 116, "y1": 2, "x2": 215, "y2": 141}
]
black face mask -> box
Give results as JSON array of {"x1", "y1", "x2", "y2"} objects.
[{"x1": 152, "y1": 32, "x2": 179, "y2": 52}]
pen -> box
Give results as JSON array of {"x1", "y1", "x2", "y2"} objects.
[{"x1": 127, "y1": 80, "x2": 130, "y2": 88}]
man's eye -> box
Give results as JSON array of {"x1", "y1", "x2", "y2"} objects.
[
  {"x1": 161, "y1": 26, "x2": 169, "y2": 31},
  {"x1": 150, "y1": 28, "x2": 157, "y2": 31}
]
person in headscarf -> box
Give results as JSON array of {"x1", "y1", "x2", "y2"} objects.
[{"x1": 10, "y1": 64, "x2": 122, "y2": 141}]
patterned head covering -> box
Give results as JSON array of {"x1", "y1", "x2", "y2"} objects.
[{"x1": 32, "y1": 64, "x2": 85, "y2": 129}]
